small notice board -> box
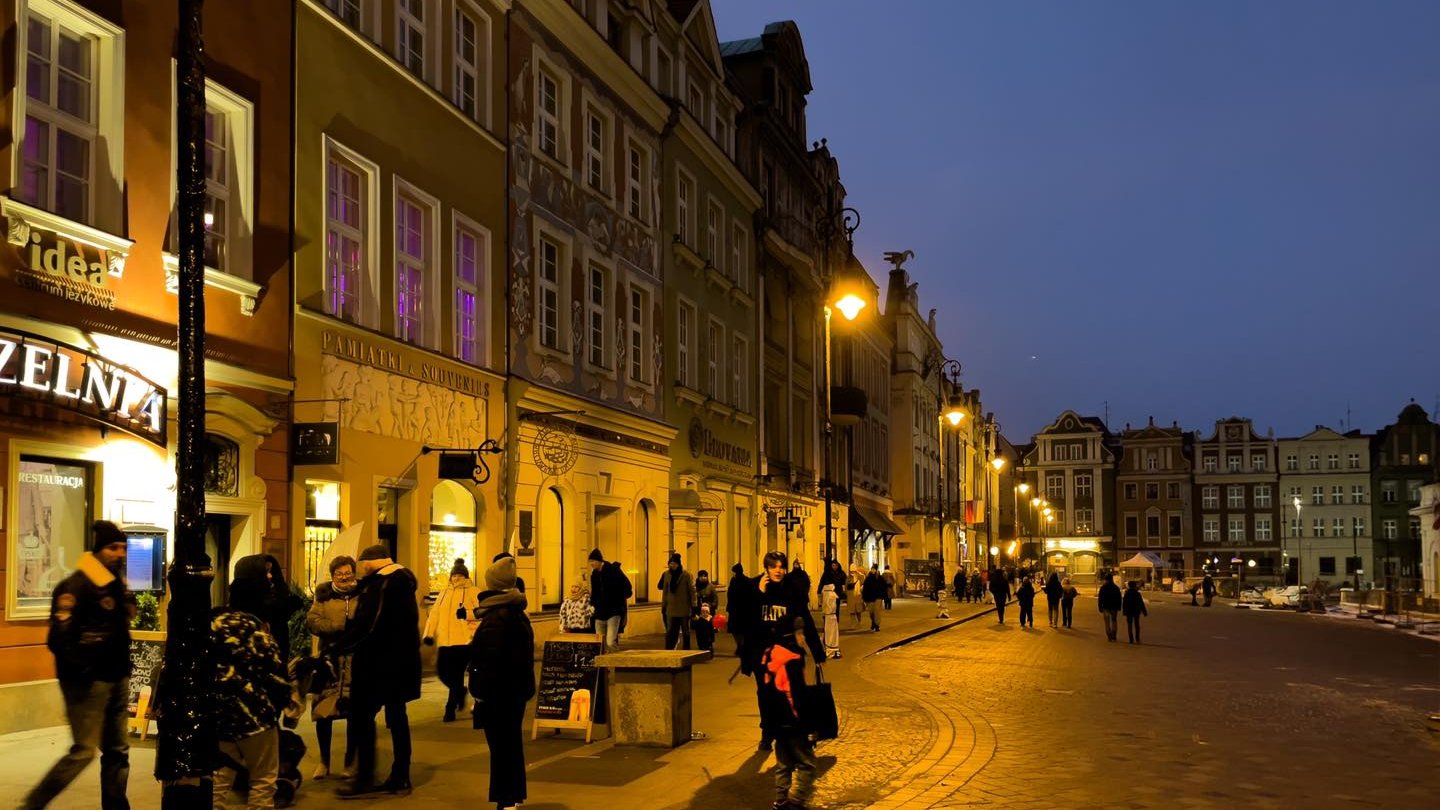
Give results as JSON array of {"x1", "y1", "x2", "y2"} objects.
[
  {"x1": 127, "y1": 630, "x2": 165, "y2": 738},
  {"x1": 532, "y1": 638, "x2": 604, "y2": 742}
]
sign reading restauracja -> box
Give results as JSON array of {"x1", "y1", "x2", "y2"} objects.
[{"x1": 0, "y1": 329, "x2": 168, "y2": 447}]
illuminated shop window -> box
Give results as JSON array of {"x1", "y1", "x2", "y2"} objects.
[
  {"x1": 13, "y1": 455, "x2": 96, "y2": 616},
  {"x1": 428, "y1": 480, "x2": 477, "y2": 593},
  {"x1": 303, "y1": 480, "x2": 342, "y2": 592}
]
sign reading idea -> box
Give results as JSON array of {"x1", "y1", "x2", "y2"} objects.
[
  {"x1": 9, "y1": 220, "x2": 122, "y2": 310},
  {"x1": 0, "y1": 329, "x2": 168, "y2": 447}
]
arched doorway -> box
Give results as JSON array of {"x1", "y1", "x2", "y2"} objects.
[
  {"x1": 428, "y1": 481, "x2": 478, "y2": 595},
  {"x1": 539, "y1": 487, "x2": 564, "y2": 609},
  {"x1": 636, "y1": 500, "x2": 653, "y2": 603}
]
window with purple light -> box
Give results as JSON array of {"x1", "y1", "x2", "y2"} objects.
[{"x1": 395, "y1": 195, "x2": 426, "y2": 345}]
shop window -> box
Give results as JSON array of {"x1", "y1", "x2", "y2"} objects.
[
  {"x1": 428, "y1": 480, "x2": 477, "y2": 594},
  {"x1": 12, "y1": 455, "x2": 96, "y2": 617},
  {"x1": 377, "y1": 485, "x2": 401, "y2": 560},
  {"x1": 303, "y1": 480, "x2": 342, "y2": 592},
  {"x1": 204, "y1": 433, "x2": 239, "y2": 496}
]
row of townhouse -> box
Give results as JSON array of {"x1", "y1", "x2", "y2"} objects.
[
  {"x1": 0, "y1": 0, "x2": 1008, "y2": 731},
  {"x1": 1005, "y1": 404, "x2": 1439, "y2": 588}
]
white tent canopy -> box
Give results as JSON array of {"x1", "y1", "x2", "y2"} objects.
[{"x1": 1119, "y1": 551, "x2": 1166, "y2": 568}]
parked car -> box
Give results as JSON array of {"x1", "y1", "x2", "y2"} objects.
[
  {"x1": 1238, "y1": 587, "x2": 1268, "y2": 606},
  {"x1": 1262, "y1": 585, "x2": 1309, "y2": 607}
]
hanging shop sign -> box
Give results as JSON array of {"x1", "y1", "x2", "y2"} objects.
[
  {"x1": 9, "y1": 224, "x2": 120, "y2": 310},
  {"x1": 0, "y1": 329, "x2": 167, "y2": 447},
  {"x1": 292, "y1": 421, "x2": 340, "y2": 465}
]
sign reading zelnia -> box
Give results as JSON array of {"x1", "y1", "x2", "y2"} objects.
[{"x1": 0, "y1": 329, "x2": 168, "y2": 447}]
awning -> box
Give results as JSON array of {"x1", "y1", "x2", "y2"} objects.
[
  {"x1": 850, "y1": 504, "x2": 906, "y2": 536},
  {"x1": 1119, "y1": 551, "x2": 1166, "y2": 568}
]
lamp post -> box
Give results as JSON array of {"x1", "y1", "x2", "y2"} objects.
[
  {"x1": 936, "y1": 360, "x2": 966, "y2": 579},
  {"x1": 1016, "y1": 481, "x2": 1031, "y2": 569},
  {"x1": 1288, "y1": 495, "x2": 1302, "y2": 587},
  {"x1": 821, "y1": 208, "x2": 862, "y2": 565}
]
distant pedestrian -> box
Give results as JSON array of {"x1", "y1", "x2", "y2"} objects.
[
  {"x1": 821, "y1": 583, "x2": 842, "y2": 659},
  {"x1": 953, "y1": 568, "x2": 968, "y2": 603},
  {"x1": 862, "y1": 565, "x2": 887, "y2": 631},
  {"x1": 694, "y1": 570, "x2": 719, "y2": 652},
  {"x1": 883, "y1": 566, "x2": 897, "y2": 609},
  {"x1": 790, "y1": 560, "x2": 812, "y2": 606},
  {"x1": 422, "y1": 559, "x2": 478, "y2": 723},
  {"x1": 467, "y1": 556, "x2": 535, "y2": 810},
  {"x1": 657, "y1": 553, "x2": 695, "y2": 650},
  {"x1": 1043, "y1": 573, "x2": 1063, "y2": 627},
  {"x1": 726, "y1": 563, "x2": 757, "y2": 656},
  {"x1": 22, "y1": 521, "x2": 134, "y2": 810},
  {"x1": 1122, "y1": 581, "x2": 1149, "y2": 644},
  {"x1": 588, "y1": 549, "x2": 632, "y2": 651},
  {"x1": 981, "y1": 568, "x2": 992, "y2": 604},
  {"x1": 211, "y1": 555, "x2": 294, "y2": 810},
  {"x1": 1060, "y1": 577, "x2": 1078, "y2": 628},
  {"x1": 989, "y1": 568, "x2": 1010, "y2": 623},
  {"x1": 929, "y1": 564, "x2": 944, "y2": 602},
  {"x1": 1201, "y1": 573, "x2": 1216, "y2": 607},
  {"x1": 1098, "y1": 574, "x2": 1122, "y2": 642},
  {"x1": 306, "y1": 556, "x2": 358, "y2": 780},
  {"x1": 847, "y1": 566, "x2": 867, "y2": 627},
  {"x1": 970, "y1": 570, "x2": 984, "y2": 604},
  {"x1": 818, "y1": 559, "x2": 847, "y2": 610},
  {"x1": 334, "y1": 544, "x2": 420, "y2": 798},
  {"x1": 1016, "y1": 577, "x2": 1036, "y2": 628}
]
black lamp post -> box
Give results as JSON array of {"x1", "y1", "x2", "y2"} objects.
[
  {"x1": 156, "y1": 1, "x2": 216, "y2": 804},
  {"x1": 821, "y1": 206, "x2": 862, "y2": 565},
  {"x1": 935, "y1": 360, "x2": 965, "y2": 579}
]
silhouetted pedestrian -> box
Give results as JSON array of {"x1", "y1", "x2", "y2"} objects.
[
  {"x1": 1122, "y1": 581, "x2": 1149, "y2": 643},
  {"x1": 862, "y1": 565, "x2": 887, "y2": 631},
  {"x1": 468, "y1": 556, "x2": 534, "y2": 810},
  {"x1": 1043, "y1": 573, "x2": 1063, "y2": 627},
  {"x1": 1016, "y1": 577, "x2": 1036, "y2": 627},
  {"x1": 1098, "y1": 574, "x2": 1122, "y2": 642},
  {"x1": 989, "y1": 569, "x2": 1010, "y2": 623},
  {"x1": 1060, "y1": 577, "x2": 1078, "y2": 628},
  {"x1": 884, "y1": 566, "x2": 898, "y2": 609},
  {"x1": 1202, "y1": 573, "x2": 1216, "y2": 607}
]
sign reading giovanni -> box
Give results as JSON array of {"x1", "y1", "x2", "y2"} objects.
[{"x1": 0, "y1": 329, "x2": 168, "y2": 447}]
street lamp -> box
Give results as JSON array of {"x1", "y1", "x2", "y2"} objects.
[
  {"x1": 820, "y1": 209, "x2": 864, "y2": 565},
  {"x1": 1287, "y1": 494, "x2": 1302, "y2": 587},
  {"x1": 934, "y1": 359, "x2": 965, "y2": 580}
]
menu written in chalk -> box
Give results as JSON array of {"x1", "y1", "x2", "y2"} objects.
[
  {"x1": 534, "y1": 639, "x2": 602, "y2": 721},
  {"x1": 127, "y1": 634, "x2": 165, "y2": 717}
]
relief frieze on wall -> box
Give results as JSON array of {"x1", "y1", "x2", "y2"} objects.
[{"x1": 321, "y1": 355, "x2": 487, "y2": 448}]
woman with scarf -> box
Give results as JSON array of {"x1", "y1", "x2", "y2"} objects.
[
  {"x1": 423, "y1": 559, "x2": 479, "y2": 722},
  {"x1": 468, "y1": 556, "x2": 534, "y2": 810},
  {"x1": 692, "y1": 570, "x2": 719, "y2": 652},
  {"x1": 657, "y1": 553, "x2": 696, "y2": 650},
  {"x1": 305, "y1": 555, "x2": 358, "y2": 780}
]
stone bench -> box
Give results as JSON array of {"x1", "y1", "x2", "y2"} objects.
[{"x1": 593, "y1": 650, "x2": 710, "y2": 747}]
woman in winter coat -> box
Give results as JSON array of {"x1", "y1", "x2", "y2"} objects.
[
  {"x1": 1060, "y1": 577, "x2": 1079, "y2": 628},
  {"x1": 305, "y1": 555, "x2": 358, "y2": 780},
  {"x1": 657, "y1": 553, "x2": 696, "y2": 650},
  {"x1": 989, "y1": 569, "x2": 1010, "y2": 623},
  {"x1": 1016, "y1": 576, "x2": 1037, "y2": 628},
  {"x1": 423, "y1": 559, "x2": 479, "y2": 722},
  {"x1": 692, "y1": 570, "x2": 719, "y2": 651},
  {"x1": 1043, "y1": 573, "x2": 1064, "y2": 628},
  {"x1": 468, "y1": 556, "x2": 535, "y2": 810}
]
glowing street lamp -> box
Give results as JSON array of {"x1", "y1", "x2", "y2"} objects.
[
  {"x1": 833, "y1": 292, "x2": 866, "y2": 321},
  {"x1": 990, "y1": 456, "x2": 1007, "y2": 472}
]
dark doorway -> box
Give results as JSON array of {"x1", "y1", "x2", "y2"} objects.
[{"x1": 205, "y1": 514, "x2": 233, "y2": 607}]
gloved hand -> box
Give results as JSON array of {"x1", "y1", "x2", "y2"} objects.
[{"x1": 422, "y1": 636, "x2": 435, "y2": 646}]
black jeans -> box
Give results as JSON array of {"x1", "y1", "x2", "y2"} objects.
[
  {"x1": 436, "y1": 645, "x2": 470, "y2": 713},
  {"x1": 348, "y1": 697, "x2": 411, "y2": 785},
  {"x1": 995, "y1": 600, "x2": 1007, "y2": 623},
  {"x1": 1018, "y1": 603, "x2": 1034, "y2": 627},
  {"x1": 665, "y1": 616, "x2": 691, "y2": 650},
  {"x1": 1126, "y1": 615, "x2": 1142, "y2": 643},
  {"x1": 481, "y1": 701, "x2": 527, "y2": 806},
  {"x1": 1061, "y1": 600, "x2": 1074, "y2": 627}
]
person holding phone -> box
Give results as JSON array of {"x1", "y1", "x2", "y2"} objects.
[{"x1": 423, "y1": 559, "x2": 479, "y2": 723}]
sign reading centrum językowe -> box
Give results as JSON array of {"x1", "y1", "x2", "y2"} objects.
[
  {"x1": 8, "y1": 221, "x2": 120, "y2": 310},
  {"x1": 0, "y1": 329, "x2": 168, "y2": 448}
]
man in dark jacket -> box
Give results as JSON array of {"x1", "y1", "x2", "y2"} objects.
[
  {"x1": 989, "y1": 568, "x2": 1010, "y2": 624},
  {"x1": 588, "y1": 548, "x2": 631, "y2": 651},
  {"x1": 741, "y1": 551, "x2": 825, "y2": 756},
  {"x1": 1098, "y1": 573, "x2": 1123, "y2": 641},
  {"x1": 1201, "y1": 573, "x2": 1216, "y2": 607},
  {"x1": 23, "y1": 521, "x2": 134, "y2": 810},
  {"x1": 336, "y1": 545, "x2": 421, "y2": 798},
  {"x1": 726, "y1": 563, "x2": 757, "y2": 657},
  {"x1": 861, "y1": 565, "x2": 887, "y2": 631},
  {"x1": 469, "y1": 556, "x2": 535, "y2": 809},
  {"x1": 1122, "y1": 580, "x2": 1149, "y2": 644}
]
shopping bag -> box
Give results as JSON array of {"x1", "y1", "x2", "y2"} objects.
[{"x1": 798, "y1": 666, "x2": 839, "y2": 741}]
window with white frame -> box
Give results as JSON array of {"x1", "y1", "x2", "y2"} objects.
[
  {"x1": 393, "y1": 185, "x2": 434, "y2": 346},
  {"x1": 1307, "y1": 454, "x2": 1319, "y2": 470},
  {"x1": 1075, "y1": 508, "x2": 1093, "y2": 534},
  {"x1": 731, "y1": 221, "x2": 746, "y2": 287},
  {"x1": 1408, "y1": 480, "x2": 1422, "y2": 503},
  {"x1": 536, "y1": 65, "x2": 564, "y2": 162},
  {"x1": 705, "y1": 200, "x2": 720, "y2": 264},
  {"x1": 676, "y1": 171, "x2": 693, "y2": 246},
  {"x1": 1146, "y1": 514, "x2": 1161, "y2": 541},
  {"x1": 18, "y1": 1, "x2": 126, "y2": 228},
  {"x1": 714, "y1": 110, "x2": 730, "y2": 156},
  {"x1": 585, "y1": 263, "x2": 608, "y2": 369},
  {"x1": 1286, "y1": 454, "x2": 1298, "y2": 471},
  {"x1": 536, "y1": 234, "x2": 563, "y2": 351},
  {"x1": 1203, "y1": 455, "x2": 1217, "y2": 472},
  {"x1": 324, "y1": 140, "x2": 376, "y2": 326},
  {"x1": 1311, "y1": 485, "x2": 1323, "y2": 506},
  {"x1": 452, "y1": 217, "x2": 486, "y2": 365},
  {"x1": 628, "y1": 284, "x2": 648, "y2": 383},
  {"x1": 1227, "y1": 455, "x2": 1241, "y2": 472},
  {"x1": 1331, "y1": 485, "x2": 1343, "y2": 505},
  {"x1": 397, "y1": 0, "x2": 425, "y2": 77},
  {"x1": 453, "y1": 3, "x2": 489, "y2": 124},
  {"x1": 1168, "y1": 514, "x2": 1183, "y2": 539},
  {"x1": 1332, "y1": 517, "x2": 1344, "y2": 536},
  {"x1": 706, "y1": 319, "x2": 723, "y2": 396},
  {"x1": 677, "y1": 300, "x2": 694, "y2": 387},
  {"x1": 1312, "y1": 518, "x2": 1325, "y2": 538},
  {"x1": 1075, "y1": 473, "x2": 1092, "y2": 498},
  {"x1": 168, "y1": 79, "x2": 255, "y2": 279},
  {"x1": 1347, "y1": 452, "x2": 1360, "y2": 469},
  {"x1": 1290, "y1": 517, "x2": 1301, "y2": 538},
  {"x1": 584, "y1": 108, "x2": 607, "y2": 192},
  {"x1": 1046, "y1": 473, "x2": 1063, "y2": 501},
  {"x1": 732, "y1": 334, "x2": 748, "y2": 410},
  {"x1": 1254, "y1": 485, "x2": 1271, "y2": 509},
  {"x1": 1381, "y1": 519, "x2": 1396, "y2": 540},
  {"x1": 1251, "y1": 453, "x2": 1266, "y2": 471},
  {"x1": 1228, "y1": 517, "x2": 1245, "y2": 543},
  {"x1": 1327, "y1": 453, "x2": 1338, "y2": 470},
  {"x1": 1381, "y1": 480, "x2": 1397, "y2": 503},
  {"x1": 1353, "y1": 517, "x2": 1365, "y2": 536},
  {"x1": 626, "y1": 141, "x2": 648, "y2": 222},
  {"x1": 1351, "y1": 485, "x2": 1365, "y2": 504},
  {"x1": 1203, "y1": 517, "x2": 1219, "y2": 543},
  {"x1": 1227, "y1": 485, "x2": 1244, "y2": 509},
  {"x1": 324, "y1": 0, "x2": 362, "y2": 29},
  {"x1": 687, "y1": 80, "x2": 704, "y2": 120},
  {"x1": 1255, "y1": 516, "x2": 1271, "y2": 541}
]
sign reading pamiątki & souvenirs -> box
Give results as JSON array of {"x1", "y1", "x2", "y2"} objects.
[
  {"x1": 0, "y1": 329, "x2": 168, "y2": 447},
  {"x1": 9, "y1": 222, "x2": 120, "y2": 310}
]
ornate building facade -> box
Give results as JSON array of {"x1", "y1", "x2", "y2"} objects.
[{"x1": 1192, "y1": 417, "x2": 1279, "y2": 579}]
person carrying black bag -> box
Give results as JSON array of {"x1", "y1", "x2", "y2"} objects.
[{"x1": 468, "y1": 556, "x2": 535, "y2": 810}]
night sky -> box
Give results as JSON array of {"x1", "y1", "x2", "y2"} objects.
[{"x1": 711, "y1": 0, "x2": 1440, "y2": 442}]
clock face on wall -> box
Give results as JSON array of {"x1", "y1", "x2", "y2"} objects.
[{"x1": 1226, "y1": 425, "x2": 1242, "y2": 440}]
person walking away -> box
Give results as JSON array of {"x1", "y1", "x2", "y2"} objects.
[
  {"x1": 468, "y1": 556, "x2": 535, "y2": 810},
  {"x1": 953, "y1": 568, "x2": 968, "y2": 604},
  {"x1": 861, "y1": 565, "x2": 887, "y2": 631},
  {"x1": 693, "y1": 570, "x2": 719, "y2": 652},
  {"x1": 260, "y1": 555, "x2": 304, "y2": 663},
  {"x1": 1016, "y1": 576, "x2": 1037, "y2": 628},
  {"x1": 423, "y1": 559, "x2": 478, "y2": 723},
  {"x1": 559, "y1": 583, "x2": 594, "y2": 634},
  {"x1": 969, "y1": 570, "x2": 983, "y2": 604},
  {"x1": 726, "y1": 563, "x2": 757, "y2": 657},
  {"x1": 820, "y1": 583, "x2": 842, "y2": 659},
  {"x1": 1122, "y1": 580, "x2": 1149, "y2": 643},
  {"x1": 588, "y1": 549, "x2": 632, "y2": 651},
  {"x1": 989, "y1": 568, "x2": 1010, "y2": 623},
  {"x1": 335, "y1": 545, "x2": 420, "y2": 798},
  {"x1": 1043, "y1": 573, "x2": 1063, "y2": 627},
  {"x1": 22, "y1": 521, "x2": 135, "y2": 810},
  {"x1": 305, "y1": 556, "x2": 359, "y2": 780},
  {"x1": 1060, "y1": 577, "x2": 1079, "y2": 628},
  {"x1": 846, "y1": 566, "x2": 866, "y2": 627},
  {"x1": 211, "y1": 555, "x2": 294, "y2": 809},
  {"x1": 1201, "y1": 573, "x2": 1216, "y2": 607},
  {"x1": 883, "y1": 566, "x2": 897, "y2": 609},
  {"x1": 657, "y1": 553, "x2": 695, "y2": 650},
  {"x1": 1098, "y1": 573, "x2": 1123, "y2": 642},
  {"x1": 980, "y1": 568, "x2": 992, "y2": 604},
  {"x1": 789, "y1": 560, "x2": 812, "y2": 606}
]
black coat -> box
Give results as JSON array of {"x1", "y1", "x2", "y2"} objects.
[
  {"x1": 339, "y1": 564, "x2": 422, "y2": 704},
  {"x1": 1016, "y1": 581, "x2": 1036, "y2": 608},
  {"x1": 1122, "y1": 589, "x2": 1149, "y2": 617},
  {"x1": 861, "y1": 572, "x2": 888, "y2": 603},
  {"x1": 589, "y1": 561, "x2": 631, "y2": 621},
  {"x1": 989, "y1": 572, "x2": 1010, "y2": 603},
  {"x1": 1098, "y1": 581, "x2": 1123, "y2": 612},
  {"x1": 468, "y1": 591, "x2": 535, "y2": 707},
  {"x1": 1043, "y1": 575, "x2": 1063, "y2": 605},
  {"x1": 817, "y1": 566, "x2": 847, "y2": 597},
  {"x1": 726, "y1": 574, "x2": 758, "y2": 635},
  {"x1": 740, "y1": 574, "x2": 825, "y2": 674}
]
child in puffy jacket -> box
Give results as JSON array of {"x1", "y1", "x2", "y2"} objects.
[{"x1": 759, "y1": 617, "x2": 820, "y2": 810}]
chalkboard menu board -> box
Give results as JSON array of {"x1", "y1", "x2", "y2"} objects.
[
  {"x1": 534, "y1": 639, "x2": 601, "y2": 721},
  {"x1": 127, "y1": 631, "x2": 165, "y2": 718}
]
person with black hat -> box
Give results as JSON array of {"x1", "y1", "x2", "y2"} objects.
[
  {"x1": 22, "y1": 521, "x2": 135, "y2": 810},
  {"x1": 467, "y1": 555, "x2": 535, "y2": 810},
  {"x1": 587, "y1": 548, "x2": 631, "y2": 651},
  {"x1": 657, "y1": 552, "x2": 696, "y2": 650},
  {"x1": 423, "y1": 559, "x2": 478, "y2": 722},
  {"x1": 334, "y1": 545, "x2": 420, "y2": 799},
  {"x1": 725, "y1": 562, "x2": 757, "y2": 658}
]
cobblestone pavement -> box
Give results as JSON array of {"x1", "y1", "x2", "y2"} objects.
[{"x1": 859, "y1": 592, "x2": 1440, "y2": 810}]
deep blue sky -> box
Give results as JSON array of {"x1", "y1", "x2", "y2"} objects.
[{"x1": 711, "y1": 1, "x2": 1440, "y2": 441}]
